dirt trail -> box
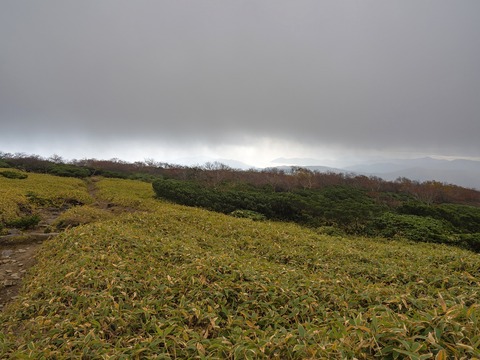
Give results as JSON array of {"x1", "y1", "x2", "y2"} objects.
[
  {"x1": 0, "y1": 178, "x2": 133, "y2": 310},
  {"x1": 0, "y1": 177, "x2": 138, "y2": 310},
  {"x1": 0, "y1": 179, "x2": 101, "y2": 310},
  {"x1": 0, "y1": 207, "x2": 61, "y2": 309},
  {"x1": 85, "y1": 177, "x2": 115, "y2": 210},
  {"x1": 0, "y1": 241, "x2": 43, "y2": 308}
]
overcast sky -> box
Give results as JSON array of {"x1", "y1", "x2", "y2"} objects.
[{"x1": 1, "y1": 1, "x2": 479, "y2": 167}]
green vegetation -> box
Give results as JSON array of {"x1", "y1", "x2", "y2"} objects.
[
  {"x1": 152, "y1": 178, "x2": 480, "y2": 252},
  {"x1": 53, "y1": 206, "x2": 113, "y2": 229},
  {"x1": 0, "y1": 159, "x2": 10, "y2": 168},
  {"x1": 366, "y1": 203, "x2": 480, "y2": 251},
  {"x1": 6, "y1": 214, "x2": 41, "y2": 230},
  {"x1": 152, "y1": 179, "x2": 383, "y2": 228},
  {"x1": 0, "y1": 176, "x2": 479, "y2": 358},
  {"x1": 398, "y1": 202, "x2": 480, "y2": 233},
  {"x1": 47, "y1": 163, "x2": 92, "y2": 178},
  {"x1": 230, "y1": 209, "x2": 267, "y2": 221},
  {"x1": 0, "y1": 170, "x2": 28, "y2": 179}
]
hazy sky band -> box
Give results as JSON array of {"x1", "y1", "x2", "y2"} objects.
[{"x1": 1, "y1": 1, "x2": 479, "y2": 163}]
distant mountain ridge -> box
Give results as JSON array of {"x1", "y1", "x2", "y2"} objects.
[
  {"x1": 269, "y1": 157, "x2": 480, "y2": 190},
  {"x1": 267, "y1": 165, "x2": 350, "y2": 175},
  {"x1": 271, "y1": 157, "x2": 328, "y2": 167},
  {"x1": 345, "y1": 157, "x2": 480, "y2": 173},
  {"x1": 174, "y1": 156, "x2": 254, "y2": 170},
  {"x1": 345, "y1": 157, "x2": 480, "y2": 190}
]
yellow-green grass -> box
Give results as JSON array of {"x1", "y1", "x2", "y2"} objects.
[
  {"x1": 1, "y1": 179, "x2": 479, "y2": 358},
  {"x1": 53, "y1": 205, "x2": 114, "y2": 229},
  {"x1": 0, "y1": 169, "x2": 93, "y2": 224},
  {"x1": 51, "y1": 177, "x2": 155, "y2": 229},
  {"x1": 94, "y1": 177, "x2": 158, "y2": 210}
]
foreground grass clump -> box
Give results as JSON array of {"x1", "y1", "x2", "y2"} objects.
[
  {"x1": 1, "y1": 178, "x2": 479, "y2": 358},
  {"x1": 53, "y1": 205, "x2": 114, "y2": 229}
]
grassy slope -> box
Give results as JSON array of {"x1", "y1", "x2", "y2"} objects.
[{"x1": 1, "y1": 177, "x2": 479, "y2": 358}]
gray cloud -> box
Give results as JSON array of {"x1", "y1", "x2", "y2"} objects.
[{"x1": 1, "y1": 1, "x2": 479, "y2": 161}]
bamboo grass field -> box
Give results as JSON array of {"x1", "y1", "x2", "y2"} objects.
[
  {"x1": 1, "y1": 173, "x2": 479, "y2": 358},
  {"x1": 3, "y1": 2, "x2": 480, "y2": 358}
]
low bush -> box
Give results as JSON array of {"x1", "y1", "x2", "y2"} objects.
[
  {"x1": 153, "y1": 179, "x2": 383, "y2": 230},
  {"x1": 47, "y1": 164, "x2": 92, "y2": 178},
  {"x1": 152, "y1": 178, "x2": 480, "y2": 251},
  {"x1": 230, "y1": 209, "x2": 267, "y2": 221},
  {"x1": 398, "y1": 201, "x2": 480, "y2": 233},
  {"x1": 7, "y1": 214, "x2": 41, "y2": 230},
  {"x1": 455, "y1": 233, "x2": 480, "y2": 252},
  {"x1": 315, "y1": 226, "x2": 346, "y2": 237},
  {"x1": 98, "y1": 170, "x2": 129, "y2": 179},
  {"x1": 128, "y1": 173, "x2": 158, "y2": 182},
  {"x1": 152, "y1": 179, "x2": 305, "y2": 222},
  {"x1": 26, "y1": 191, "x2": 52, "y2": 207},
  {"x1": 367, "y1": 212, "x2": 452, "y2": 243},
  {"x1": 0, "y1": 170, "x2": 28, "y2": 179}
]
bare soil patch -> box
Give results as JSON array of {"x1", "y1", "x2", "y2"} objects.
[
  {"x1": 0, "y1": 240, "x2": 43, "y2": 308},
  {"x1": 1, "y1": 178, "x2": 136, "y2": 310},
  {"x1": 0, "y1": 206, "x2": 63, "y2": 309}
]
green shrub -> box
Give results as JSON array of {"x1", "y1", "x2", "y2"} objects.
[
  {"x1": 153, "y1": 180, "x2": 383, "y2": 231},
  {"x1": 98, "y1": 170, "x2": 128, "y2": 179},
  {"x1": 128, "y1": 173, "x2": 158, "y2": 182},
  {"x1": 26, "y1": 192, "x2": 52, "y2": 206},
  {"x1": 315, "y1": 226, "x2": 346, "y2": 237},
  {"x1": 367, "y1": 212, "x2": 452, "y2": 243},
  {"x1": 152, "y1": 179, "x2": 305, "y2": 222},
  {"x1": 455, "y1": 233, "x2": 480, "y2": 252},
  {"x1": 0, "y1": 170, "x2": 28, "y2": 179},
  {"x1": 230, "y1": 209, "x2": 267, "y2": 221},
  {"x1": 398, "y1": 202, "x2": 480, "y2": 233},
  {"x1": 152, "y1": 179, "x2": 480, "y2": 252},
  {"x1": 47, "y1": 164, "x2": 92, "y2": 178},
  {"x1": 7, "y1": 214, "x2": 41, "y2": 230}
]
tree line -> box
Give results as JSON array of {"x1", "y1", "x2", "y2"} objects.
[
  {"x1": 2, "y1": 152, "x2": 479, "y2": 206},
  {"x1": 3, "y1": 151, "x2": 480, "y2": 251}
]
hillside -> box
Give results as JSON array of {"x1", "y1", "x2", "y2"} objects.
[
  {"x1": 1, "y1": 172, "x2": 479, "y2": 358},
  {"x1": 344, "y1": 158, "x2": 480, "y2": 191}
]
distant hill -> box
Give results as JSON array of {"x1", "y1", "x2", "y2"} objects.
[
  {"x1": 174, "y1": 156, "x2": 255, "y2": 170},
  {"x1": 374, "y1": 167, "x2": 480, "y2": 190},
  {"x1": 268, "y1": 165, "x2": 350, "y2": 174},
  {"x1": 269, "y1": 157, "x2": 480, "y2": 190},
  {"x1": 271, "y1": 157, "x2": 329, "y2": 167},
  {"x1": 345, "y1": 157, "x2": 480, "y2": 190}
]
